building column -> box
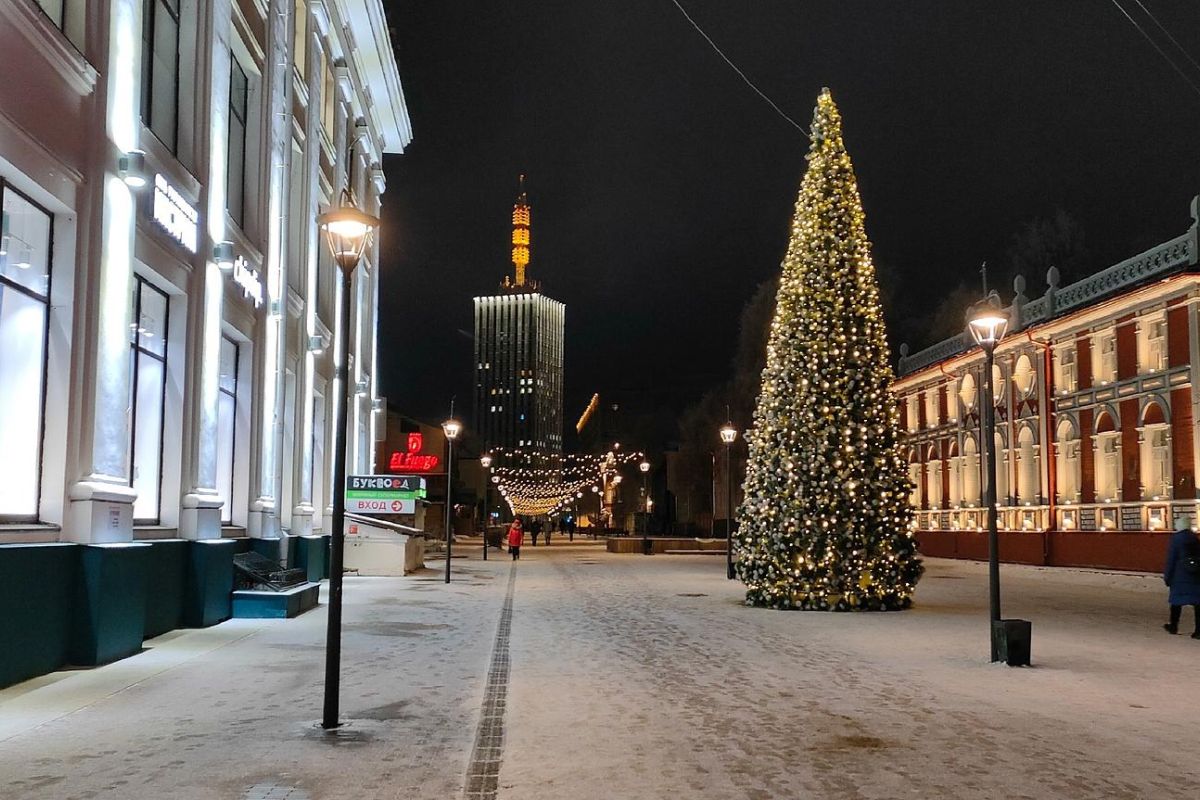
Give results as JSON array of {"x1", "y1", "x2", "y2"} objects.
[
  {"x1": 247, "y1": 0, "x2": 293, "y2": 551},
  {"x1": 179, "y1": 0, "x2": 231, "y2": 540},
  {"x1": 65, "y1": 0, "x2": 143, "y2": 543},
  {"x1": 289, "y1": 26, "x2": 322, "y2": 539}
]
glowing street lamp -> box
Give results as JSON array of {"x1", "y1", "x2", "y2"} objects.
[
  {"x1": 719, "y1": 416, "x2": 738, "y2": 580},
  {"x1": 319, "y1": 191, "x2": 380, "y2": 731},
  {"x1": 639, "y1": 459, "x2": 652, "y2": 554},
  {"x1": 442, "y1": 415, "x2": 462, "y2": 584},
  {"x1": 480, "y1": 452, "x2": 493, "y2": 560},
  {"x1": 968, "y1": 293, "x2": 1015, "y2": 663}
]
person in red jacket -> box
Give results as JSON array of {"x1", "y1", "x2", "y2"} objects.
[{"x1": 507, "y1": 518, "x2": 524, "y2": 561}]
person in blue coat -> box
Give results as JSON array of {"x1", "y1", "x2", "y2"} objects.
[{"x1": 1163, "y1": 528, "x2": 1200, "y2": 638}]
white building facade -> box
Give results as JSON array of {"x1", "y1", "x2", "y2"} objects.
[{"x1": 0, "y1": 0, "x2": 410, "y2": 687}]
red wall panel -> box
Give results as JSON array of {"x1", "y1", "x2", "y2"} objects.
[
  {"x1": 1120, "y1": 398, "x2": 1140, "y2": 500},
  {"x1": 1171, "y1": 386, "x2": 1195, "y2": 499},
  {"x1": 1077, "y1": 335, "x2": 1092, "y2": 390}
]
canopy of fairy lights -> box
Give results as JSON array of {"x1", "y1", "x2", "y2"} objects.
[{"x1": 486, "y1": 448, "x2": 646, "y2": 517}]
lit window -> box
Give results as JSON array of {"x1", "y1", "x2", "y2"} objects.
[
  {"x1": 216, "y1": 338, "x2": 239, "y2": 524},
  {"x1": 1097, "y1": 331, "x2": 1117, "y2": 383},
  {"x1": 1055, "y1": 346, "x2": 1076, "y2": 394},
  {"x1": 1095, "y1": 432, "x2": 1120, "y2": 503},
  {"x1": 0, "y1": 186, "x2": 53, "y2": 519},
  {"x1": 957, "y1": 373, "x2": 977, "y2": 412},
  {"x1": 1144, "y1": 319, "x2": 1167, "y2": 373},
  {"x1": 130, "y1": 278, "x2": 170, "y2": 523},
  {"x1": 1013, "y1": 354, "x2": 1035, "y2": 398}
]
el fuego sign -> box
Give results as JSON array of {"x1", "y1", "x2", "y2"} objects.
[{"x1": 344, "y1": 475, "x2": 426, "y2": 516}]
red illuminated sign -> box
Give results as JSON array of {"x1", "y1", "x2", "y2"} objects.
[
  {"x1": 389, "y1": 430, "x2": 440, "y2": 472},
  {"x1": 389, "y1": 452, "x2": 440, "y2": 471}
]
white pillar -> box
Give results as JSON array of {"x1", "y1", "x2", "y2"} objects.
[
  {"x1": 64, "y1": 0, "x2": 143, "y2": 543},
  {"x1": 180, "y1": 0, "x2": 231, "y2": 540},
  {"x1": 248, "y1": 0, "x2": 292, "y2": 545}
]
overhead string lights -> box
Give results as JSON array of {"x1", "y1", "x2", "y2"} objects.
[{"x1": 487, "y1": 448, "x2": 646, "y2": 516}]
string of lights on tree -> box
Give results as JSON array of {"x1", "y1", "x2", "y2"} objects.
[{"x1": 735, "y1": 88, "x2": 922, "y2": 611}]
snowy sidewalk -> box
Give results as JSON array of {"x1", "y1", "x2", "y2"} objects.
[{"x1": 1, "y1": 546, "x2": 1198, "y2": 799}]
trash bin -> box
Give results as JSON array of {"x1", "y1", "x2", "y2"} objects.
[{"x1": 992, "y1": 619, "x2": 1032, "y2": 666}]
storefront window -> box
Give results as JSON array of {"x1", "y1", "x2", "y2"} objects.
[
  {"x1": 216, "y1": 336, "x2": 238, "y2": 524},
  {"x1": 141, "y1": 0, "x2": 181, "y2": 151},
  {"x1": 0, "y1": 186, "x2": 53, "y2": 519},
  {"x1": 129, "y1": 278, "x2": 169, "y2": 523},
  {"x1": 227, "y1": 58, "x2": 249, "y2": 226}
]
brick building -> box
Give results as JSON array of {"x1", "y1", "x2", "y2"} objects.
[{"x1": 895, "y1": 196, "x2": 1199, "y2": 572}]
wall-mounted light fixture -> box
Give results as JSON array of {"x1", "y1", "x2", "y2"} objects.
[
  {"x1": 118, "y1": 151, "x2": 148, "y2": 188},
  {"x1": 214, "y1": 241, "x2": 235, "y2": 271}
]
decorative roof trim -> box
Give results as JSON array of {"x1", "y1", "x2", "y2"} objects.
[{"x1": 898, "y1": 196, "x2": 1199, "y2": 376}]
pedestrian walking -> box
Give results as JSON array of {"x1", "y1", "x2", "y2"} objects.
[
  {"x1": 508, "y1": 519, "x2": 523, "y2": 561},
  {"x1": 1163, "y1": 527, "x2": 1200, "y2": 638},
  {"x1": 530, "y1": 518, "x2": 541, "y2": 547}
]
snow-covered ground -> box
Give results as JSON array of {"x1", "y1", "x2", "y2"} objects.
[{"x1": 1, "y1": 543, "x2": 1197, "y2": 799}]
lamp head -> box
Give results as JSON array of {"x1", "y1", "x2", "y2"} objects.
[
  {"x1": 480, "y1": 452, "x2": 493, "y2": 469},
  {"x1": 967, "y1": 292, "x2": 1009, "y2": 350},
  {"x1": 317, "y1": 198, "x2": 380, "y2": 273},
  {"x1": 639, "y1": 460, "x2": 650, "y2": 473},
  {"x1": 719, "y1": 421, "x2": 738, "y2": 445},
  {"x1": 442, "y1": 418, "x2": 462, "y2": 441}
]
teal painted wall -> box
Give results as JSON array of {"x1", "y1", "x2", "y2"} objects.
[
  {"x1": 184, "y1": 540, "x2": 236, "y2": 627},
  {"x1": 295, "y1": 536, "x2": 328, "y2": 583},
  {"x1": 143, "y1": 540, "x2": 189, "y2": 638},
  {"x1": 0, "y1": 544, "x2": 78, "y2": 688},
  {"x1": 71, "y1": 544, "x2": 151, "y2": 666}
]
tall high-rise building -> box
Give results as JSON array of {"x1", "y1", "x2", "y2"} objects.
[{"x1": 473, "y1": 178, "x2": 566, "y2": 454}]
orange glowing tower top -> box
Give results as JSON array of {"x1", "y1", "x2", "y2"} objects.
[{"x1": 504, "y1": 175, "x2": 537, "y2": 291}]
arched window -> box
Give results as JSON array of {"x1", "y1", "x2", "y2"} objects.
[
  {"x1": 962, "y1": 436, "x2": 981, "y2": 506},
  {"x1": 992, "y1": 364, "x2": 1006, "y2": 407},
  {"x1": 1140, "y1": 400, "x2": 1171, "y2": 500},
  {"x1": 1094, "y1": 409, "x2": 1120, "y2": 502},
  {"x1": 948, "y1": 440, "x2": 962, "y2": 507},
  {"x1": 958, "y1": 373, "x2": 977, "y2": 413},
  {"x1": 1013, "y1": 354, "x2": 1036, "y2": 399},
  {"x1": 926, "y1": 444, "x2": 942, "y2": 508},
  {"x1": 1055, "y1": 418, "x2": 1081, "y2": 503},
  {"x1": 1016, "y1": 424, "x2": 1039, "y2": 504}
]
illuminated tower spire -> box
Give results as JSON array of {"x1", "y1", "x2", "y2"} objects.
[{"x1": 511, "y1": 175, "x2": 531, "y2": 287}]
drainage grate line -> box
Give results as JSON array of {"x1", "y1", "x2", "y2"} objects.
[{"x1": 462, "y1": 563, "x2": 517, "y2": 799}]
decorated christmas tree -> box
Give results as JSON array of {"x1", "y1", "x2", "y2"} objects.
[{"x1": 735, "y1": 89, "x2": 922, "y2": 611}]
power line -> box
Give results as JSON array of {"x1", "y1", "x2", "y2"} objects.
[
  {"x1": 667, "y1": 0, "x2": 810, "y2": 139},
  {"x1": 1129, "y1": 0, "x2": 1200, "y2": 75},
  {"x1": 1107, "y1": 0, "x2": 1200, "y2": 99}
]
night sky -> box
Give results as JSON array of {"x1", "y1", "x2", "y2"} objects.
[{"x1": 378, "y1": 1, "x2": 1200, "y2": 429}]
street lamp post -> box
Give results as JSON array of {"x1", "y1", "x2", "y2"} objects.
[
  {"x1": 639, "y1": 459, "x2": 651, "y2": 554},
  {"x1": 480, "y1": 452, "x2": 493, "y2": 561},
  {"x1": 442, "y1": 416, "x2": 462, "y2": 584},
  {"x1": 968, "y1": 294, "x2": 1010, "y2": 662},
  {"x1": 720, "y1": 418, "x2": 738, "y2": 580},
  {"x1": 317, "y1": 193, "x2": 380, "y2": 730}
]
